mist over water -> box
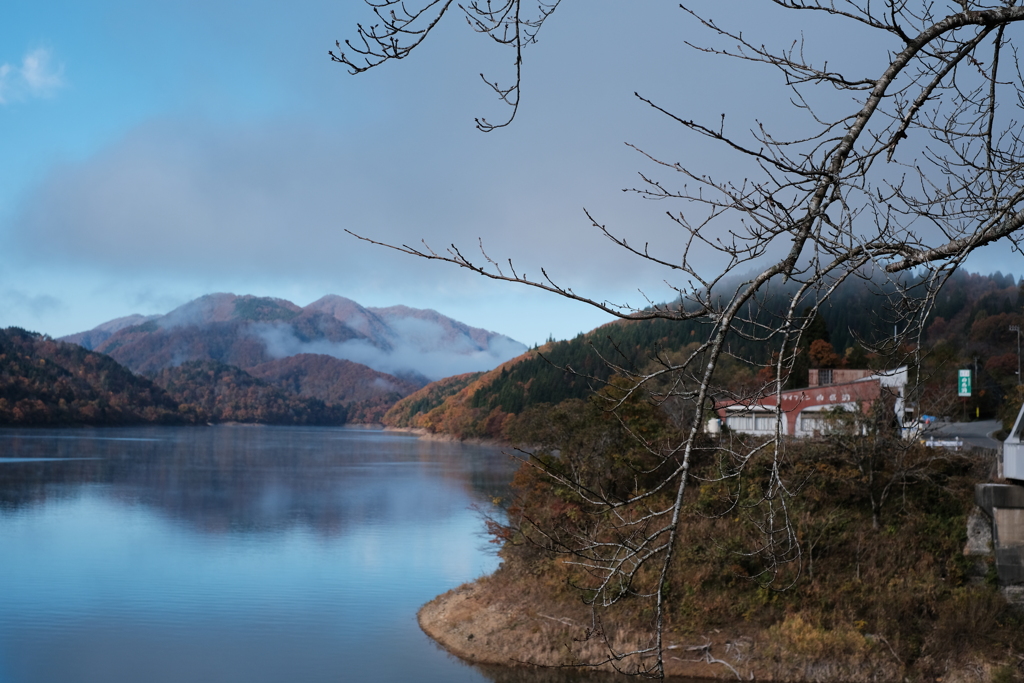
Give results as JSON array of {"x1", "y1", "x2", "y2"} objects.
[
  {"x1": 0, "y1": 427, "x2": 650, "y2": 683},
  {"x1": 0, "y1": 426, "x2": 516, "y2": 683}
]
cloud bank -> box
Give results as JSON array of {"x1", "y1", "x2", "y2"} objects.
[{"x1": 256, "y1": 320, "x2": 526, "y2": 381}]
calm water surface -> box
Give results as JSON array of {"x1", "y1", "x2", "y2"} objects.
[{"x1": 0, "y1": 425, "x2": 630, "y2": 683}]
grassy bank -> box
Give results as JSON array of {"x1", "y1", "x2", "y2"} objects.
[{"x1": 423, "y1": 397, "x2": 1024, "y2": 681}]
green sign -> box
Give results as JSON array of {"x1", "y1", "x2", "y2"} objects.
[{"x1": 958, "y1": 369, "x2": 972, "y2": 397}]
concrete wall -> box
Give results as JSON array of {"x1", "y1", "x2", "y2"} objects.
[{"x1": 975, "y1": 483, "x2": 1024, "y2": 585}]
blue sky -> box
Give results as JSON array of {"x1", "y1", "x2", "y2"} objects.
[{"x1": 2, "y1": 1, "x2": 1022, "y2": 346}]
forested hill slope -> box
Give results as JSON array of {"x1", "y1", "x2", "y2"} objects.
[
  {"x1": 0, "y1": 327, "x2": 198, "y2": 426},
  {"x1": 152, "y1": 360, "x2": 346, "y2": 426},
  {"x1": 62, "y1": 292, "x2": 527, "y2": 422},
  {"x1": 0, "y1": 328, "x2": 349, "y2": 427},
  {"x1": 383, "y1": 269, "x2": 1024, "y2": 440},
  {"x1": 246, "y1": 354, "x2": 418, "y2": 424}
]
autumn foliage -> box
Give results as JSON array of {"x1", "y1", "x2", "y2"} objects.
[
  {"x1": 0, "y1": 328, "x2": 348, "y2": 427},
  {"x1": 0, "y1": 327, "x2": 199, "y2": 426},
  {"x1": 152, "y1": 360, "x2": 346, "y2": 425},
  {"x1": 491, "y1": 394, "x2": 1021, "y2": 678}
]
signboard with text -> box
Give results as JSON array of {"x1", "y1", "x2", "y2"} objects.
[{"x1": 958, "y1": 369, "x2": 972, "y2": 397}]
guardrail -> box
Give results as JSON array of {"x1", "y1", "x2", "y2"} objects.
[{"x1": 923, "y1": 437, "x2": 963, "y2": 450}]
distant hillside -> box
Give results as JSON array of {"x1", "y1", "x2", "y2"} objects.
[
  {"x1": 382, "y1": 371, "x2": 487, "y2": 433},
  {"x1": 152, "y1": 360, "x2": 346, "y2": 426},
  {"x1": 0, "y1": 327, "x2": 351, "y2": 427},
  {"x1": 380, "y1": 321, "x2": 700, "y2": 439},
  {"x1": 0, "y1": 327, "x2": 198, "y2": 426},
  {"x1": 68, "y1": 293, "x2": 526, "y2": 380},
  {"x1": 62, "y1": 293, "x2": 526, "y2": 419},
  {"x1": 384, "y1": 269, "x2": 1024, "y2": 439},
  {"x1": 60, "y1": 313, "x2": 160, "y2": 350},
  {"x1": 248, "y1": 354, "x2": 419, "y2": 423},
  {"x1": 383, "y1": 313, "x2": 744, "y2": 440}
]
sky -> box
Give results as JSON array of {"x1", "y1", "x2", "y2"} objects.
[{"x1": 2, "y1": 1, "x2": 1022, "y2": 347}]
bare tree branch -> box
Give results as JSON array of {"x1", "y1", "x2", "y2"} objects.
[{"x1": 337, "y1": 1, "x2": 1024, "y2": 677}]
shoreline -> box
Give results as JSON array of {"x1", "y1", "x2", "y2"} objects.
[
  {"x1": 406, "y1": 425, "x2": 1016, "y2": 682},
  {"x1": 417, "y1": 568, "x2": 1008, "y2": 683},
  {"x1": 417, "y1": 575, "x2": 764, "y2": 681}
]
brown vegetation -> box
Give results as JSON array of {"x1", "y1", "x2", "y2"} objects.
[
  {"x1": 424, "y1": 395, "x2": 1024, "y2": 681},
  {"x1": 382, "y1": 348, "x2": 545, "y2": 438},
  {"x1": 0, "y1": 327, "x2": 199, "y2": 426},
  {"x1": 248, "y1": 353, "x2": 419, "y2": 423},
  {"x1": 152, "y1": 360, "x2": 346, "y2": 425}
]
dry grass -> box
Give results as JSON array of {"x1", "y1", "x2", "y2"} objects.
[{"x1": 423, "y1": 414, "x2": 1024, "y2": 681}]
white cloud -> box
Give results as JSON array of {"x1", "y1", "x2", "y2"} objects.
[
  {"x1": 0, "y1": 48, "x2": 64, "y2": 104},
  {"x1": 253, "y1": 321, "x2": 526, "y2": 381},
  {"x1": 21, "y1": 49, "x2": 64, "y2": 93}
]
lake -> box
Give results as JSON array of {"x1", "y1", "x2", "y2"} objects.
[{"x1": 0, "y1": 425, "x2": 601, "y2": 683}]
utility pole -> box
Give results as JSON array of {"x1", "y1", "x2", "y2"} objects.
[
  {"x1": 974, "y1": 355, "x2": 979, "y2": 421},
  {"x1": 1011, "y1": 325, "x2": 1022, "y2": 385}
]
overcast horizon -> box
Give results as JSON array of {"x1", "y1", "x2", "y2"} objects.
[{"x1": 3, "y1": 1, "x2": 1021, "y2": 347}]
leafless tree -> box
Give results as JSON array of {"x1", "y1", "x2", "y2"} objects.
[{"x1": 335, "y1": 1, "x2": 1024, "y2": 677}]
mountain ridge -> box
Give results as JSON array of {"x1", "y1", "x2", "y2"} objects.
[
  {"x1": 61, "y1": 293, "x2": 527, "y2": 422},
  {"x1": 65, "y1": 293, "x2": 525, "y2": 379}
]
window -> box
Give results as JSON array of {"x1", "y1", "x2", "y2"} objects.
[
  {"x1": 727, "y1": 415, "x2": 753, "y2": 430},
  {"x1": 728, "y1": 413, "x2": 778, "y2": 432},
  {"x1": 818, "y1": 369, "x2": 833, "y2": 385}
]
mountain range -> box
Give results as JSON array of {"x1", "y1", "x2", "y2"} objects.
[
  {"x1": 59, "y1": 293, "x2": 527, "y2": 423},
  {"x1": 5, "y1": 271, "x2": 1020, "y2": 430}
]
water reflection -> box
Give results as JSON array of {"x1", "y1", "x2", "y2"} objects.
[
  {"x1": 0, "y1": 426, "x2": 515, "y2": 536},
  {"x1": 0, "y1": 426, "x2": 649, "y2": 683}
]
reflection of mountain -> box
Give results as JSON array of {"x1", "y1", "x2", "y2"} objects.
[
  {"x1": 62, "y1": 293, "x2": 527, "y2": 422},
  {"x1": 0, "y1": 427, "x2": 516, "y2": 536}
]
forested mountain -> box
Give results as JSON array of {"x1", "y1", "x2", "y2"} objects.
[
  {"x1": 66, "y1": 293, "x2": 525, "y2": 382},
  {"x1": 0, "y1": 327, "x2": 355, "y2": 427},
  {"x1": 384, "y1": 270, "x2": 1024, "y2": 439},
  {"x1": 62, "y1": 292, "x2": 526, "y2": 421},
  {"x1": 0, "y1": 327, "x2": 198, "y2": 426},
  {"x1": 247, "y1": 354, "x2": 419, "y2": 424},
  {"x1": 152, "y1": 360, "x2": 346, "y2": 425}
]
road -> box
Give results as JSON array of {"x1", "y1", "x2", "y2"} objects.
[{"x1": 924, "y1": 419, "x2": 1003, "y2": 451}]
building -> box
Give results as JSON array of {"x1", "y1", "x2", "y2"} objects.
[
  {"x1": 972, "y1": 402, "x2": 1024, "y2": 589},
  {"x1": 716, "y1": 366, "x2": 908, "y2": 437},
  {"x1": 1004, "y1": 402, "x2": 1024, "y2": 482}
]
